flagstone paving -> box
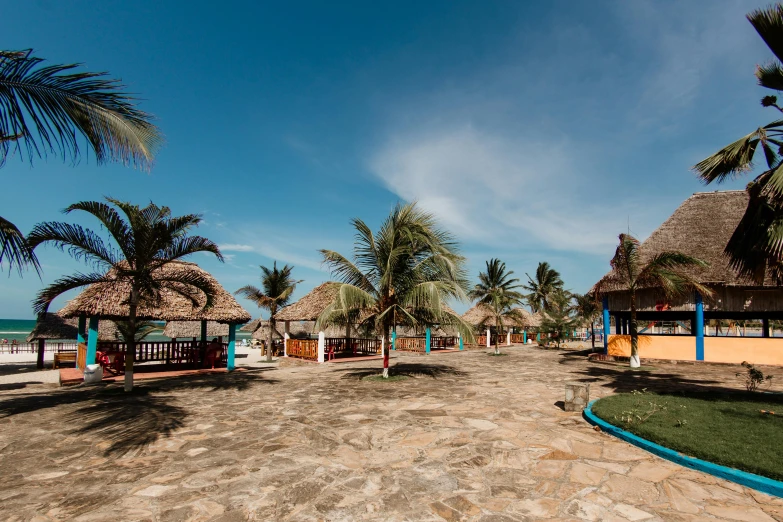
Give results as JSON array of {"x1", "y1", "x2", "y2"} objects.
[{"x1": 0, "y1": 346, "x2": 782, "y2": 521}]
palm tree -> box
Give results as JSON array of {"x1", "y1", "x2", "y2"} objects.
[
  {"x1": 316, "y1": 202, "x2": 473, "y2": 378},
  {"x1": 0, "y1": 49, "x2": 163, "y2": 275},
  {"x1": 523, "y1": 262, "x2": 564, "y2": 313},
  {"x1": 540, "y1": 289, "x2": 578, "y2": 348},
  {"x1": 595, "y1": 234, "x2": 712, "y2": 368},
  {"x1": 573, "y1": 292, "x2": 600, "y2": 351},
  {"x1": 235, "y1": 262, "x2": 301, "y2": 362},
  {"x1": 27, "y1": 198, "x2": 221, "y2": 391},
  {"x1": 692, "y1": 5, "x2": 783, "y2": 283},
  {"x1": 469, "y1": 258, "x2": 525, "y2": 355}
]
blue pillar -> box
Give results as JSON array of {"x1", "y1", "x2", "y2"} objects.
[
  {"x1": 227, "y1": 323, "x2": 236, "y2": 371},
  {"x1": 695, "y1": 292, "x2": 704, "y2": 361},
  {"x1": 391, "y1": 328, "x2": 396, "y2": 350},
  {"x1": 87, "y1": 316, "x2": 99, "y2": 366},
  {"x1": 602, "y1": 296, "x2": 610, "y2": 354},
  {"x1": 523, "y1": 330, "x2": 527, "y2": 344},
  {"x1": 425, "y1": 327, "x2": 431, "y2": 354},
  {"x1": 459, "y1": 334, "x2": 464, "y2": 350}
]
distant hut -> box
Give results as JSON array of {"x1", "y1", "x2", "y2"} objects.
[
  {"x1": 164, "y1": 321, "x2": 228, "y2": 340},
  {"x1": 593, "y1": 190, "x2": 783, "y2": 365},
  {"x1": 27, "y1": 313, "x2": 119, "y2": 369},
  {"x1": 58, "y1": 261, "x2": 250, "y2": 370},
  {"x1": 461, "y1": 304, "x2": 540, "y2": 346}
]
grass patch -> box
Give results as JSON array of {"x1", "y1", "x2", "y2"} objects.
[
  {"x1": 592, "y1": 390, "x2": 783, "y2": 481},
  {"x1": 362, "y1": 374, "x2": 409, "y2": 382},
  {"x1": 487, "y1": 353, "x2": 509, "y2": 357}
]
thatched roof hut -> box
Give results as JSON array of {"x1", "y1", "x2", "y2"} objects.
[
  {"x1": 58, "y1": 261, "x2": 251, "y2": 323},
  {"x1": 462, "y1": 304, "x2": 539, "y2": 329},
  {"x1": 163, "y1": 321, "x2": 228, "y2": 339},
  {"x1": 242, "y1": 318, "x2": 365, "y2": 340},
  {"x1": 26, "y1": 313, "x2": 119, "y2": 342},
  {"x1": 595, "y1": 191, "x2": 765, "y2": 293},
  {"x1": 593, "y1": 190, "x2": 783, "y2": 313},
  {"x1": 275, "y1": 282, "x2": 339, "y2": 322}
]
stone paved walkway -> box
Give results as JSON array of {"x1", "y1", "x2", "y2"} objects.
[{"x1": 0, "y1": 346, "x2": 782, "y2": 521}]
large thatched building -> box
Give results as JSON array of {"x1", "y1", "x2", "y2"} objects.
[
  {"x1": 58, "y1": 261, "x2": 250, "y2": 371},
  {"x1": 593, "y1": 190, "x2": 783, "y2": 365}
]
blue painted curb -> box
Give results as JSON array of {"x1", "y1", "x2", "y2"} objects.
[{"x1": 584, "y1": 399, "x2": 783, "y2": 499}]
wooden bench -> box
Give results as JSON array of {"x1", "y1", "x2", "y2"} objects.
[{"x1": 53, "y1": 352, "x2": 77, "y2": 368}]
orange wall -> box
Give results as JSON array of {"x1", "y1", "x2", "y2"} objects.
[
  {"x1": 704, "y1": 337, "x2": 783, "y2": 365},
  {"x1": 607, "y1": 334, "x2": 696, "y2": 361},
  {"x1": 607, "y1": 334, "x2": 783, "y2": 366}
]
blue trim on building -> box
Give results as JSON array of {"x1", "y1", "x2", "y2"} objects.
[
  {"x1": 86, "y1": 317, "x2": 99, "y2": 366},
  {"x1": 425, "y1": 327, "x2": 431, "y2": 354},
  {"x1": 602, "y1": 296, "x2": 610, "y2": 354},
  {"x1": 695, "y1": 292, "x2": 704, "y2": 361},
  {"x1": 584, "y1": 400, "x2": 783, "y2": 498},
  {"x1": 227, "y1": 324, "x2": 236, "y2": 371}
]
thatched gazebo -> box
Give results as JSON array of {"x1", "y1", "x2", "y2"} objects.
[
  {"x1": 462, "y1": 304, "x2": 539, "y2": 347},
  {"x1": 58, "y1": 261, "x2": 250, "y2": 371},
  {"x1": 593, "y1": 190, "x2": 783, "y2": 365}
]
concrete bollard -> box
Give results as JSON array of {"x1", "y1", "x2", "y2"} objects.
[{"x1": 564, "y1": 382, "x2": 590, "y2": 412}]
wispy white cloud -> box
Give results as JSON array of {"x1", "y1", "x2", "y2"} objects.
[
  {"x1": 370, "y1": 125, "x2": 645, "y2": 255},
  {"x1": 219, "y1": 244, "x2": 255, "y2": 252}
]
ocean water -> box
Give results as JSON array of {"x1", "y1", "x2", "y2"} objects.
[{"x1": 0, "y1": 319, "x2": 251, "y2": 344}]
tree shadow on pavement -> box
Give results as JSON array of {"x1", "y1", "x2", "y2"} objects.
[
  {"x1": 0, "y1": 368, "x2": 279, "y2": 456},
  {"x1": 335, "y1": 363, "x2": 467, "y2": 381},
  {"x1": 570, "y1": 362, "x2": 728, "y2": 394}
]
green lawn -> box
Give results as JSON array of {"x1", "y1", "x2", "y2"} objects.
[{"x1": 591, "y1": 391, "x2": 783, "y2": 481}]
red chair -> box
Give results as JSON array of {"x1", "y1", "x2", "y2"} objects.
[
  {"x1": 327, "y1": 344, "x2": 335, "y2": 361},
  {"x1": 204, "y1": 347, "x2": 220, "y2": 369}
]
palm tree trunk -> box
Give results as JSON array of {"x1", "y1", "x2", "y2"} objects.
[
  {"x1": 495, "y1": 319, "x2": 500, "y2": 355},
  {"x1": 382, "y1": 317, "x2": 392, "y2": 378},
  {"x1": 125, "y1": 286, "x2": 138, "y2": 392},
  {"x1": 268, "y1": 317, "x2": 275, "y2": 362},
  {"x1": 629, "y1": 290, "x2": 640, "y2": 368}
]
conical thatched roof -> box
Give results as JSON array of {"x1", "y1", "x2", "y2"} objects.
[
  {"x1": 275, "y1": 282, "x2": 340, "y2": 321},
  {"x1": 163, "y1": 321, "x2": 229, "y2": 339},
  {"x1": 243, "y1": 318, "x2": 365, "y2": 340},
  {"x1": 594, "y1": 191, "x2": 765, "y2": 293},
  {"x1": 58, "y1": 261, "x2": 251, "y2": 323},
  {"x1": 462, "y1": 304, "x2": 538, "y2": 328},
  {"x1": 27, "y1": 313, "x2": 119, "y2": 342}
]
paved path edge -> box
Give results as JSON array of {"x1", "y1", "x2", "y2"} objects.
[{"x1": 583, "y1": 398, "x2": 783, "y2": 499}]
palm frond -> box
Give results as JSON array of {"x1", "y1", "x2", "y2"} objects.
[
  {"x1": 748, "y1": 5, "x2": 783, "y2": 67},
  {"x1": 691, "y1": 128, "x2": 763, "y2": 183},
  {"x1": 0, "y1": 49, "x2": 163, "y2": 169},
  {"x1": 756, "y1": 62, "x2": 783, "y2": 91},
  {"x1": 33, "y1": 272, "x2": 109, "y2": 315},
  {"x1": 27, "y1": 221, "x2": 118, "y2": 270},
  {"x1": 0, "y1": 214, "x2": 39, "y2": 275},
  {"x1": 320, "y1": 249, "x2": 376, "y2": 293}
]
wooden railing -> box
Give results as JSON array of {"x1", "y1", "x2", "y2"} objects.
[
  {"x1": 511, "y1": 334, "x2": 526, "y2": 343},
  {"x1": 395, "y1": 337, "x2": 426, "y2": 352},
  {"x1": 475, "y1": 335, "x2": 487, "y2": 346},
  {"x1": 0, "y1": 342, "x2": 78, "y2": 354},
  {"x1": 287, "y1": 339, "x2": 318, "y2": 360},
  {"x1": 324, "y1": 338, "x2": 381, "y2": 356},
  {"x1": 94, "y1": 340, "x2": 214, "y2": 366},
  {"x1": 431, "y1": 336, "x2": 457, "y2": 349}
]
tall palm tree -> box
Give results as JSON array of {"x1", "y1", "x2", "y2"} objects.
[
  {"x1": 316, "y1": 202, "x2": 474, "y2": 378},
  {"x1": 235, "y1": 262, "x2": 301, "y2": 362},
  {"x1": 573, "y1": 292, "x2": 599, "y2": 350},
  {"x1": 0, "y1": 49, "x2": 163, "y2": 275},
  {"x1": 27, "y1": 198, "x2": 221, "y2": 391},
  {"x1": 595, "y1": 234, "x2": 712, "y2": 368},
  {"x1": 540, "y1": 288, "x2": 578, "y2": 348},
  {"x1": 692, "y1": 5, "x2": 783, "y2": 283},
  {"x1": 469, "y1": 258, "x2": 525, "y2": 355},
  {"x1": 523, "y1": 261, "x2": 564, "y2": 313}
]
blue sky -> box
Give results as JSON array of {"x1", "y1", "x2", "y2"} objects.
[{"x1": 0, "y1": 0, "x2": 771, "y2": 319}]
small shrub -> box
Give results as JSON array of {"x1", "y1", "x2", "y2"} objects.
[{"x1": 737, "y1": 361, "x2": 773, "y2": 392}]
